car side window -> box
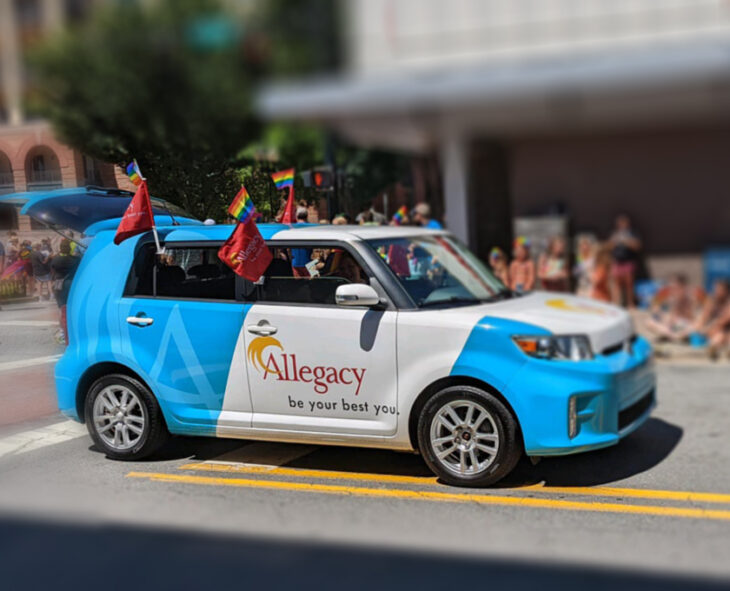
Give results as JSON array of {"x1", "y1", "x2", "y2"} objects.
[
  {"x1": 126, "y1": 244, "x2": 236, "y2": 301},
  {"x1": 252, "y1": 244, "x2": 369, "y2": 306}
]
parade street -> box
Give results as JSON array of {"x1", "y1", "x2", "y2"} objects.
[{"x1": 0, "y1": 303, "x2": 729, "y2": 591}]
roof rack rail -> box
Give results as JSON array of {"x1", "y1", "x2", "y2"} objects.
[{"x1": 84, "y1": 185, "x2": 134, "y2": 197}]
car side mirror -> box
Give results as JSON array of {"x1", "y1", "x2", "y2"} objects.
[{"x1": 335, "y1": 284, "x2": 381, "y2": 307}]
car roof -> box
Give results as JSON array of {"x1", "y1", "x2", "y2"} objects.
[{"x1": 137, "y1": 223, "x2": 447, "y2": 243}]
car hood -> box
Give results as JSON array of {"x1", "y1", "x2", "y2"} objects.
[{"x1": 442, "y1": 292, "x2": 634, "y2": 354}]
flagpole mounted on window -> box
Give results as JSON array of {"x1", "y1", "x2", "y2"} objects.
[{"x1": 115, "y1": 159, "x2": 164, "y2": 254}]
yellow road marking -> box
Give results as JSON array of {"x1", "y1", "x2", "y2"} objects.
[
  {"x1": 179, "y1": 462, "x2": 438, "y2": 486},
  {"x1": 127, "y1": 471, "x2": 730, "y2": 522},
  {"x1": 179, "y1": 462, "x2": 730, "y2": 505},
  {"x1": 520, "y1": 484, "x2": 730, "y2": 505}
]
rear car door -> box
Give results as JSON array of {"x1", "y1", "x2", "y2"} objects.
[
  {"x1": 121, "y1": 242, "x2": 253, "y2": 435},
  {"x1": 243, "y1": 241, "x2": 399, "y2": 436}
]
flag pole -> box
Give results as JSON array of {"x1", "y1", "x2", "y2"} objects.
[{"x1": 136, "y1": 160, "x2": 164, "y2": 255}]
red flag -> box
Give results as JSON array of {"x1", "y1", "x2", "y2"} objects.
[
  {"x1": 114, "y1": 180, "x2": 154, "y2": 245},
  {"x1": 279, "y1": 187, "x2": 296, "y2": 224},
  {"x1": 218, "y1": 220, "x2": 272, "y2": 282}
]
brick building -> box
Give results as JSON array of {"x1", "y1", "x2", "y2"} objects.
[{"x1": 0, "y1": 0, "x2": 130, "y2": 251}]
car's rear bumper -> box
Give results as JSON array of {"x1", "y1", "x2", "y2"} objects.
[{"x1": 506, "y1": 336, "x2": 656, "y2": 457}]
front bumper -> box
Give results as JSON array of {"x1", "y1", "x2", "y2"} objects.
[{"x1": 507, "y1": 336, "x2": 656, "y2": 457}]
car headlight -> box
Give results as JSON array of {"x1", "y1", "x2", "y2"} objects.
[{"x1": 513, "y1": 335, "x2": 594, "y2": 361}]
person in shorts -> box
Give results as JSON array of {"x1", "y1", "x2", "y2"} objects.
[
  {"x1": 51, "y1": 239, "x2": 80, "y2": 345},
  {"x1": 31, "y1": 242, "x2": 52, "y2": 300},
  {"x1": 609, "y1": 214, "x2": 641, "y2": 308}
]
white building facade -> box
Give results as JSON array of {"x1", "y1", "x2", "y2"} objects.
[{"x1": 260, "y1": 0, "x2": 730, "y2": 278}]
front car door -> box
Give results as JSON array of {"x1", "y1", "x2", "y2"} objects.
[{"x1": 243, "y1": 240, "x2": 398, "y2": 437}]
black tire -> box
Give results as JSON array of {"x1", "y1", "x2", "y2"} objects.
[
  {"x1": 417, "y1": 385, "x2": 522, "y2": 487},
  {"x1": 85, "y1": 373, "x2": 169, "y2": 460}
]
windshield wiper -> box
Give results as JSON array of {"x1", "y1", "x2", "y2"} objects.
[
  {"x1": 420, "y1": 297, "x2": 482, "y2": 308},
  {"x1": 482, "y1": 289, "x2": 515, "y2": 303}
]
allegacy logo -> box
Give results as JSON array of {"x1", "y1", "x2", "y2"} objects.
[{"x1": 247, "y1": 336, "x2": 366, "y2": 395}]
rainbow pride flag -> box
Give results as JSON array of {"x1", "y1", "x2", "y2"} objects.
[
  {"x1": 392, "y1": 205, "x2": 408, "y2": 224},
  {"x1": 228, "y1": 186, "x2": 255, "y2": 224},
  {"x1": 271, "y1": 168, "x2": 294, "y2": 190},
  {"x1": 125, "y1": 160, "x2": 144, "y2": 186}
]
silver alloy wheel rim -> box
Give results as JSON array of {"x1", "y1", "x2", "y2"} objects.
[
  {"x1": 92, "y1": 385, "x2": 146, "y2": 451},
  {"x1": 429, "y1": 400, "x2": 500, "y2": 477}
]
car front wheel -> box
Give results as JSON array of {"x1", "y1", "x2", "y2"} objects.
[
  {"x1": 417, "y1": 385, "x2": 522, "y2": 487},
  {"x1": 85, "y1": 374, "x2": 169, "y2": 460}
]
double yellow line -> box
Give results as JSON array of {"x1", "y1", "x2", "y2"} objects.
[{"x1": 126, "y1": 462, "x2": 730, "y2": 522}]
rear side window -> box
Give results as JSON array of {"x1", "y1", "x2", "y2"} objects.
[{"x1": 126, "y1": 244, "x2": 235, "y2": 301}]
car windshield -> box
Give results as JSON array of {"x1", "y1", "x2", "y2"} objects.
[{"x1": 367, "y1": 235, "x2": 510, "y2": 308}]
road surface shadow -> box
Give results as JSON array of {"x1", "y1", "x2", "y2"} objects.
[
  {"x1": 0, "y1": 512, "x2": 724, "y2": 591},
  {"x1": 88, "y1": 435, "x2": 247, "y2": 463},
  {"x1": 98, "y1": 417, "x2": 682, "y2": 488},
  {"x1": 502, "y1": 417, "x2": 683, "y2": 488}
]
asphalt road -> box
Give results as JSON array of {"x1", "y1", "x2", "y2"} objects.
[{"x1": 0, "y1": 303, "x2": 729, "y2": 591}]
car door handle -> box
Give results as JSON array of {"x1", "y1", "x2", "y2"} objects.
[
  {"x1": 246, "y1": 323, "x2": 277, "y2": 336},
  {"x1": 126, "y1": 316, "x2": 154, "y2": 326}
]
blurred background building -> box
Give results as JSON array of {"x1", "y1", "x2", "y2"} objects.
[
  {"x1": 0, "y1": 0, "x2": 128, "y2": 236},
  {"x1": 260, "y1": 0, "x2": 730, "y2": 281}
]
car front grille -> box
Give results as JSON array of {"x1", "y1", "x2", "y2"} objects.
[{"x1": 618, "y1": 389, "x2": 654, "y2": 431}]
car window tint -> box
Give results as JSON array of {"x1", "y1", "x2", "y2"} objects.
[
  {"x1": 156, "y1": 247, "x2": 235, "y2": 300},
  {"x1": 126, "y1": 243, "x2": 156, "y2": 297},
  {"x1": 127, "y1": 244, "x2": 235, "y2": 300},
  {"x1": 254, "y1": 245, "x2": 368, "y2": 305}
]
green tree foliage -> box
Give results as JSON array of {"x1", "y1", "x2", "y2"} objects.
[{"x1": 32, "y1": 0, "x2": 259, "y2": 220}]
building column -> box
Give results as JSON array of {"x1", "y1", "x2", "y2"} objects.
[
  {"x1": 0, "y1": 0, "x2": 24, "y2": 125},
  {"x1": 41, "y1": 0, "x2": 65, "y2": 32},
  {"x1": 440, "y1": 133, "x2": 471, "y2": 247}
]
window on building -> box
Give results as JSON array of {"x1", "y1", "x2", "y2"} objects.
[
  {"x1": 0, "y1": 205, "x2": 19, "y2": 231},
  {"x1": 82, "y1": 154, "x2": 102, "y2": 185},
  {"x1": 0, "y1": 152, "x2": 13, "y2": 193}
]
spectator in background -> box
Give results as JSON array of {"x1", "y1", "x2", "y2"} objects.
[
  {"x1": 708, "y1": 302, "x2": 730, "y2": 360},
  {"x1": 590, "y1": 244, "x2": 613, "y2": 302},
  {"x1": 31, "y1": 242, "x2": 52, "y2": 300},
  {"x1": 332, "y1": 215, "x2": 348, "y2": 225},
  {"x1": 41, "y1": 237, "x2": 53, "y2": 258},
  {"x1": 0, "y1": 236, "x2": 5, "y2": 274},
  {"x1": 407, "y1": 244, "x2": 429, "y2": 279},
  {"x1": 290, "y1": 209, "x2": 312, "y2": 277},
  {"x1": 574, "y1": 235, "x2": 597, "y2": 298},
  {"x1": 538, "y1": 236, "x2": 570, "y2": 292},
  {"x1": 67, "y1": 231, "x2": 79, "y2": 256},
  {"x1": 411, "y1": 203, "x2": 442, "y2": 229},
  {"x1": 609, "y1": 214, "x2": 641, "y2": 308},
  {"x1": 489, "y1": 247, "x2": 510, "y2": 287},
  {"x1": 51, "y1": 239, "x2": 80, "y2": 345},
  {"x1": 509, "y1": 237, "x2": 535, "y2": 293},
  {"x1": 645, "y1": 274, "x2": 696, "y2": 342},
  {"x1": 677, "y1": 279, "x2": 730, "y2": 343},
  {"x1": 19, "y1": 240, "x2": 34, "y2": 297},
  {"x1": 7, "y1": 232, "x2": 20, "y2": 264},
  {"x1": 357, "y1": 210, "x2": 375, "y2": 225}
]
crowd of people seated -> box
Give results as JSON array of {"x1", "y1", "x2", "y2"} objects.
[
  {"x1": 483, "y1": 212, "x2": 730, "y2": 359},
  {"x1": 644, "y1": 276, "x2": 730, "y2": 359}
]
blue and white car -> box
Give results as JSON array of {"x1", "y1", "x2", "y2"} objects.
[{"x1": 6, "y1": 187, "x2": 656, "y2": 486}]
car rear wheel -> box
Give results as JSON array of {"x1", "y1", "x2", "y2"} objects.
[
  {"x1": 85, "y1": 374, "x2": 169, "y2": 460},
  {"x1": 417, "y1": 385, "x2": 522, "y2": 487}
]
